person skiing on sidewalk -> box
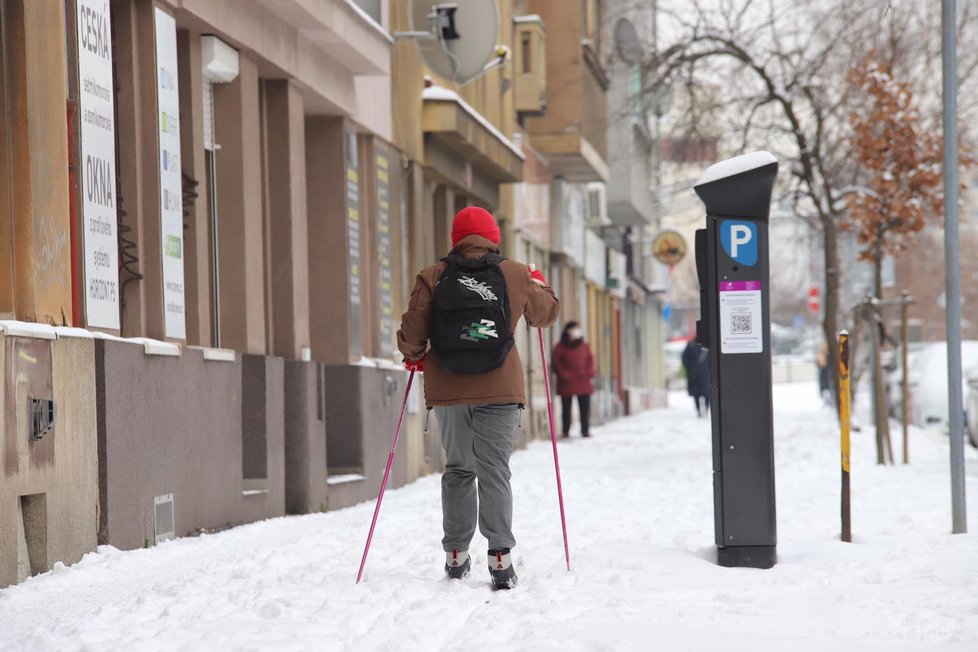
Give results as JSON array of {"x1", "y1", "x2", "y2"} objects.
[{"x1": 397, "y1": 206, "x2": 559, "y2": 589}]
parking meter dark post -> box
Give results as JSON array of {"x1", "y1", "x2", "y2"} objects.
[{"x1": 693, "y1": 152, "x2": 779, "y2": 569}]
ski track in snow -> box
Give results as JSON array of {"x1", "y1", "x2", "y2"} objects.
[{"x1": 1, "y1": 383, "x2": 976, "y2": 651}]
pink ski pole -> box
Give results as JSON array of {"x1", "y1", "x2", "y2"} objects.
[
  {"x1": 356, "y1": 370, "x2": 415, "y2": 584},
  {"x1": 538, "y1": 328, "x2": 571, "y2": 571}
]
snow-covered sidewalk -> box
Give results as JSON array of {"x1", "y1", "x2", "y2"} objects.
[{"x1": 2, "y1": 383, "x2": 976, "y2": 651}]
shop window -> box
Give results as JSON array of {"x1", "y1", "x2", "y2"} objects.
[
  {"x1": 241, "y1": 355, "x2": 268, "y2": 488},
  {"x1": 201, "y1": 35, "x2": 239, "y2": 348}
]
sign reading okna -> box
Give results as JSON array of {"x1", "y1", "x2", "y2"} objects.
[
  {"x1": 155, "y1": 8, "x2": 186, "y2": 340},
  {"x1": 77, "y1": 0, "x2": 119, "y2": 329}
]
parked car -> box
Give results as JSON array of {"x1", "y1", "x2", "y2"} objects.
[
  {"x1": 885, "y1": 344, "x2": 927, "y2": 420},
  {"x1": 906, "y1": 341, "x2": 978, "y2": 431}
]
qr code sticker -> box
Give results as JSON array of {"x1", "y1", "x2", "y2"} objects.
[{"x1": 731, "y1": 312, "x2": 752, "y2": 334}]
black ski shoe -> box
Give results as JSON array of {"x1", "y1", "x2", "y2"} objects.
[
  {"x1": 488, "y1": 548, "x2": 518, "y2": 590},
  {"x1": 445, "y1": 549, "x2": 471, "y2": 580}
]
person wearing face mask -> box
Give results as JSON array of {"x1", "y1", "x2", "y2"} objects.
[{"x1": 551, "y1": 321, "x2": 596, "y2": 438}]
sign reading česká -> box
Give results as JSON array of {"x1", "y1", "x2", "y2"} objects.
[{"x1": 77, "y1": 0, "x2": 120, "y2": 329}]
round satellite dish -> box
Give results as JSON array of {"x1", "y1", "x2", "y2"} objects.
[
  {"x1": 614, "y1": 18, "x2": 643, "y2": 65},
  {"x1": 411, "y1": 0, "x2": 500, "y2": 86},
  {"x1": 652, "y1": 230, "x2": 687, "y2": 266}
]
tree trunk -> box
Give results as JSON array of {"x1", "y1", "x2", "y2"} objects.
[
  {"x1": 873, "y1": 250, "x2": 883, "y2": 302},
  {"x1": 822, "y1": 219, "x2": 842, "y2": 411},
  {"x1": 869, "y1": 302, "x2": 894, "y2": 464},
  {"x1": 872, "y1": 239, "x2": 894, "y2": 464}
]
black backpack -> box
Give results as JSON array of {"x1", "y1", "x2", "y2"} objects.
[{"x1": 430, "y1": 253, "x2": 514, "y2": 374}]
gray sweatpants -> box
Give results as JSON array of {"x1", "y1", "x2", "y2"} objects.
[{"x1": 434, "y1": 403, "x2": 520, "y2": 552}]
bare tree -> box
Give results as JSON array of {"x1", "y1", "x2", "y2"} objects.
[{"x1": 645, "y1": 0, "x2": 978, "y2": 402}]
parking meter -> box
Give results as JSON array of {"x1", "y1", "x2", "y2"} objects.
[{"x1": 693, "y1": 151, "x2": 779, "y2": 569}]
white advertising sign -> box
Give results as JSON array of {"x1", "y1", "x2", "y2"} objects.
[
  {"x1": 155, "y1": 8, "x2": 185, "y2": 339},
  {"x1": 719, "y1": 280, "x2": 763, "y2": 354},
  {"x1": 608, "y1": 249, "x2": 626, "y2": 298},
  {"x1": 585, "y1": 231, "x2": 606, "y2": 285},
  {"x1": 77, "y1": 0, "x2": 120, "y2": 329}
]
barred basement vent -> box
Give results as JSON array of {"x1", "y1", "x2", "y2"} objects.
[{"x1": 154, "y1": 494, "x2": 175, "y2": 544}]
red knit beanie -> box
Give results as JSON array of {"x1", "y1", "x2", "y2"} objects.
[{"x1": 451, "y1": 206, "x2": 500, "y2": 246}]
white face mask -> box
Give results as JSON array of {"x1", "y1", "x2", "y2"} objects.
[{"x1": 568, "y1": 328, "x2": 583, "y2": 340}]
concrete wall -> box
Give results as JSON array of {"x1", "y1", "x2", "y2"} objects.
[
  {"x1": 324, "y1": 365, "x2": 410, "y2": 510},
  {"x1": 283, "y1": 360, "x2": 328, "y2": 514},
  {"x1": 97, "y1": 341, "x2": 284, "y2": 549},
  {"x1": 0, "y1": 333, "x2": 98, "y2": 589}
]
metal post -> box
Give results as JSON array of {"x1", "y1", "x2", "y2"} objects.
[
  {"x1": 901, "y1": 292, "x2": 910, "y2": 464},
  {"x1": 206, "y1": 150, "x2": 221, "y2": 348},
  {"x1": 839, "y1": 331, "x2": 851, "y2": 543},
  {"x1": 942, "y1": 0, "x2": 967, "y2": 534}
]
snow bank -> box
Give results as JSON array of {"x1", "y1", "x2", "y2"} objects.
[{"x1": 1, "y1": 384, "x2": 975, "y2": 651}]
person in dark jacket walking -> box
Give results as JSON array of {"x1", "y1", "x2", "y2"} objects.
[
  {"x1": 397, "y1": 206, "x2": 559, "y2": 589},
  {"x1": 682, "y1": 339, "x2": 711, "y2": 417},
  {"x1": 551, "y1": 321, "x2": 595, "y2": 438}
]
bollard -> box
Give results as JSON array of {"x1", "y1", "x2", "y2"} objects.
[{"x1": 839, "y1": 331, "x2": 852, "y2": 543}]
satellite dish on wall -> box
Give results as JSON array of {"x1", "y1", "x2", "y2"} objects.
[
  {"x1": 409, "y1": 0, "x2": 501, "y2": 86},
  {"x1": 614, "y1": 18, "x2": 643, "y2": 65}
]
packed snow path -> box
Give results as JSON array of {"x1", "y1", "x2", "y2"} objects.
[{"x1": 2, "y1": 383, "x2": 976, "y2": 651}]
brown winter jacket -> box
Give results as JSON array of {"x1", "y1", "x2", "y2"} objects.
[{"x1": 397, "y1": 235, "x2": 559, "y2": 407}]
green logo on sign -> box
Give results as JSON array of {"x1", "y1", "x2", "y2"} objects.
[{"x1": 165, "y1": 235, "x2": 182, "y2": 259}]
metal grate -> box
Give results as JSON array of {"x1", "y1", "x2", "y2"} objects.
[{"x1": 154, "y1": 493, "x2": 175, "y2": 544}]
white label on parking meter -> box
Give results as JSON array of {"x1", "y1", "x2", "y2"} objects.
[{"x1": 720, "y1": 280, "x2": 763, "y2": 354}]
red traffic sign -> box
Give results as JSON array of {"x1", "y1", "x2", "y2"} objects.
[{"x1": 807, "y1": 286, "x2": 820, "y2": 315}]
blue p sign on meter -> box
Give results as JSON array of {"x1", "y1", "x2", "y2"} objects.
[{"x1": 720, "y1": 220, "x2": 757, "y2": 266}]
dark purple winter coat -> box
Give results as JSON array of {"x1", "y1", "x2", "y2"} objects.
[{"x1": 552, "y1": 340, "x2": 595, "y2": 397}]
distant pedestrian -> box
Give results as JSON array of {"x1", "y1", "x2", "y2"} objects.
[
  {"x1": 682, "y1": 339, "x2": 711, "y2": 417},
  {"x1": 817, "y1": 341, "x2": 831, "y2": 404},
  {"x1": 552, "y1": 321, "x2": 595, "y2": 438},
  {"x1": 397, "y1": 206, "x2": 559, "y2": 589}
]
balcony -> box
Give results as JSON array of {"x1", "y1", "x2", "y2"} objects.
[
  {"x1": 524, "y1": 1, "x2": 609, "y2": 183},
  {"x1": 513, "y1": 15, "x2": 547, "y2": 117},
  {"x1": 421, "y1": 86, "x2": 525, "y2": 186}
]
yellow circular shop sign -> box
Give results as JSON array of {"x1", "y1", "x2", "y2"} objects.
[{"x1": 652, "y1": 230, "x2": 687, "y2": 266}]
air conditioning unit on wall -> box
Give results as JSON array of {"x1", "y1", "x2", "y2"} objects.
[{"x1": 585, "y1": 182, "x2": 610, "y2": 227}]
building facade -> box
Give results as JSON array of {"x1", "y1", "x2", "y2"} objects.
[
  {"x1": 1, "y1": 0, "x2": 667, "y2": 588},
  {"x1": 1, "y1": 0, "x2": 407, "y2": 588}
]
